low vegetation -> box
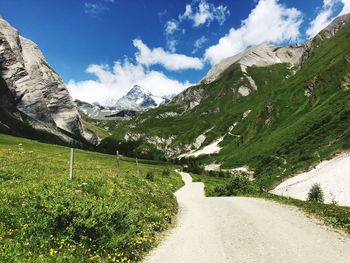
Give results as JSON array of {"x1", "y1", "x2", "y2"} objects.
[
  {"x1": 0, "y1": 133, "x2": 183, "y2": 262},
  {"x1": 307, "y1": 183, "x2": 325, "y2": 203}
]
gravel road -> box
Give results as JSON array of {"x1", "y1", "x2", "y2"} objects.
[{"x1": 144, "y1": 172, "x2": 350, "y2": 263}]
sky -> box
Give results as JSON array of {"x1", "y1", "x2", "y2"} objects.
[{"x1": 0, "y1": 0, "x2": 350, "y2": 105}]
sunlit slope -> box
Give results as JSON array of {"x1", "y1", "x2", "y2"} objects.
[{"x1": 0, "y1": 133, "x2": 183, "y2": 262}]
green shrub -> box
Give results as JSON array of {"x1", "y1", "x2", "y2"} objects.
[
  {"x1": 214, "y1": 174, "x2": 258, "y2": 196},
  {"x1": 146, "y1": 171, "x2": 155, "y2": 181},
  {"x1": 162, "y1": 169, "x2": 171, "y2": 177},
  {"x1": 307, "y1": 183, "x2": 324, "y2": 203}
]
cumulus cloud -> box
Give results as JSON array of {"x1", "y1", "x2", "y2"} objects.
[
  {"x1": 307, "y1": 0, "x2": 350, "y2": 37},
  {"x1": 163, "y1": 0, "x2": 229, "y2": 51},
  {"x1": 192, "y1": 36, "x2": 208, "y2": 54},
  {"x1": 67, "y1": 59, "x2": 193, "y2": 105},
  {"x1": 204, "y1": 0, "x2": 303, "y2": 65},
  {"x1": 133, "y1": 39, "x2": 204, "y2": 71}
]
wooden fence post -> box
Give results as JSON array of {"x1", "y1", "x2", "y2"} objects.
[
  {"x1": 69, "y1": 148, "x2": 74, "y2": 180},
  {"x1": 136, "y1": 157, "x2": 139, "y2": 176},
  {"x1": 116, "y1": 150, "x2": 120, "y2": 177}
]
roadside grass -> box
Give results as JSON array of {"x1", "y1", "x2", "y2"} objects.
[
  {"x1": 0, "y1": 133, "x2": 183, "y2": 262},
  {"x1": 191, "y1": 173, "x2": 227, "y2": 196},
  {"x1": 192, "y1": 173, "x2": 350, "y2": 235},
  {"x1": 260, "y1": 193, "x2": 350, "y2": 235}
]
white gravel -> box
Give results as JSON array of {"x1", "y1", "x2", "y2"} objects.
[
  {"x1": 144, "y1": 172, "x2": 350, "y2": 263},
  {"x1": 272, "y1": 152, "x2": 350, "y2": 206}
]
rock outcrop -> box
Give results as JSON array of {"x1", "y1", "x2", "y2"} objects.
[
  {"x1": 202, "y1": 43, "x2": 305, "y2": 84},
  {"x1": 0, "y1": 17, "x2": 96, "y2": 145}
]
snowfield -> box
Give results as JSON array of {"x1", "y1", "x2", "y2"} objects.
[
  {"x1": 272, "y1": 152, "x2": 350, "y2": 206},
  {"x1": 179, "y1": 137, "x2": 224, "y2": 158}
]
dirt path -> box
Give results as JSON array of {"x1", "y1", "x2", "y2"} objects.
[{"x1": 144, "y1": 172, "x2": 350, "y2": 263}]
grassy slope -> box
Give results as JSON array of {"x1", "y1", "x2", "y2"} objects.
[
  {"x1": 0, "y1": 133, "x2": 183, "y2": 262},
  {"x1": 108, "y1": 22, "x2": 350, "y2": 189}
]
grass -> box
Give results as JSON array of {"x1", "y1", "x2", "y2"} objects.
[
  {"x1": 192, "y1": 173, "x2": 350, "y2": 235},
  {"x1": 190, "y1": 173, "x2": 227, "y2": 196},
  {"x1": 0, "y1": 133, "x2": 183, "y2": 262}
]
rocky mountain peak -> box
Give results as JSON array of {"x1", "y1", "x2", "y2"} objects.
[
  {"x1": 113, "y1": 85, "x2": 164, "y2": 110},
  {"x1": 127, "y1": 85, "x2": 152, "y2": 98},
  {"x1": 0, "y1": 17, "x2": 96, "y2": 145}
]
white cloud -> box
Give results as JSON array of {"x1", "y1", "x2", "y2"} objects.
[
  {"x1": 181, "y1": 0, "x2": 230, "y2": 27},
  {"x1": 163, "y1": 0, "x2": 229, "y2": 51},
  {"x1": 340, "y1": 0, "x2": 350, "y2": 14},
  {"x1": 165, "y1": 20, "x2": 178, "y2": 35},
  {"x1": 67, "y1": 59, "x2": 192, "y2": 105},
  {"x1": 164, "y1": 20, "x2": 181, "y2": 52},
  {"x1": 192, "y1": 36, "x2": 208, "y2": 54},
  {"x1": 307, "y1": 0, "x2": 350, "y2": 37},
  {"x1": 133, "y1": 39, "x2": 204, "y2": 71},
  {"x1": 204, "y1": 0, "x2": 303, "y2": 65}
]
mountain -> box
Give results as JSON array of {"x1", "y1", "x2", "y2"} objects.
[
  {"x1": 0, "y1": 17, "x2": 96, "y2": 145},
  {"x1": 103, "y1": 13, "x2": 350, "y2": 189},
  {"x1": 113, "y1": 85, "x2": 169, "y2": 110},
  {"x1": 75, "y1": 85, "x2": 174, "y2": 119}
]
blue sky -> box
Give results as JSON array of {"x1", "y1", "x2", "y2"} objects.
[{"x1": 0, "y1": 0, "x2": 349, "y2": 104}]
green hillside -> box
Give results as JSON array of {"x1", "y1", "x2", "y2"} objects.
[
  {"x1": 105, "y1": 19, "x2": 350, "y2": 189},
  {"x1": 0, "y1": 133, "x2": 183, "y2": 262}
]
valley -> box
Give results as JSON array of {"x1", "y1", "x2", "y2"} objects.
[{"x1": 1, "y1": 3, "x2": 350, "y2": 262}]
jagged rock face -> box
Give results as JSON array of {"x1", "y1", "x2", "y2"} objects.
[
  {"x1": 172, "y1": 85, "x2": 206, "y2": 111},
  {"x1": 0, "y1": 17, "x2": 95, "y2": 145}
]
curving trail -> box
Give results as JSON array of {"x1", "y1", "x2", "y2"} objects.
[{"x1": 144, "y1": 172, "x2": 350, "y2": 263}]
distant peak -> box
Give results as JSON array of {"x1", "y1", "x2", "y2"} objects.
[{"x1": 127, "y1": 85, "x2": 152, "y2": 96}]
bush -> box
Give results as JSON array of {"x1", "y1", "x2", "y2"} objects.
[
  {"x1": 307, "y1": 183, "x2": 324, "y2": 203},
  {"x1": 146, "y1": 171, "x2": 155, "y2": 181},
  {"x1": 162, "y1": 169, "x2": 171, "y2": 177},
  {"x1": 213, "y1": 174, "x2": 258, "y2": 196}
]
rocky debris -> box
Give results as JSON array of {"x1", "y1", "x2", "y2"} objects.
[
  {"x1": 341, "y1": 73, "x2": 350, "y2": 90},
  {"x1": 304, "y1": 83, "x2": 315, "y2": 97},
  {"x1": 238, "y1": 86, "x2": 251, "y2": 97},
  {"x1": 0, "y1": 17, "x2": 96, "y2": 145},
  {"x1": 264, "y1": 105, "x2": 275, "y2": 127},
  {"x1": 155, "y1": 112, "x2": 180, "y2": 119},
  {"x1": 242, "y1": 110, "x2": 251, "y2": 119}
]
